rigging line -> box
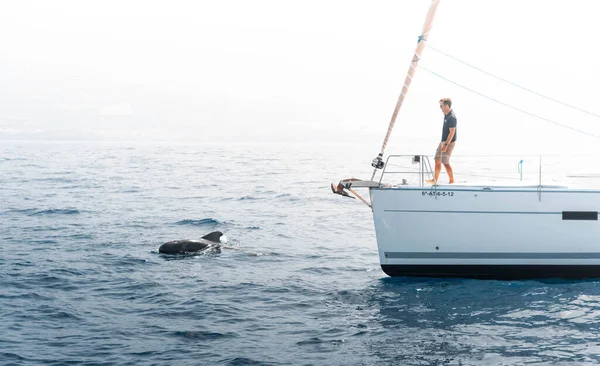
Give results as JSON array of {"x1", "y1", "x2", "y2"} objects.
[
  {"x1": 427, "y1": 45, "x2": 600, "y2": 119},
  {"x1": 419, "y1": 65, "x2": 600, "y2": 140}
]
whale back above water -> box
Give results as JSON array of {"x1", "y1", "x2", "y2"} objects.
[{"x1": 159, "y1": 231, "x2": 225, "y2": 254}]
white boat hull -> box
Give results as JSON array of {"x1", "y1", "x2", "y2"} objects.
[{"x1": 370, "y1": 185, "x2": 600, "y2": 279}]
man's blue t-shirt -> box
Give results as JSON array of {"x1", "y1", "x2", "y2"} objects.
[{"x1": 441, "y1": 110, "x2": 457, "y2": 142}]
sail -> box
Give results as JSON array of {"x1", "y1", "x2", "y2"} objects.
[{"x1": 371, "y1": 0, "x2": 441, "y2": 178}]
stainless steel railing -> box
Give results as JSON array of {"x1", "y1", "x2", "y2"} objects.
[
  {"x1": 378, "y1": 155, "x2": 435, "y2": 187},
  {"x1": 376, "y1": 154, "x2": 599, "y2": 188}
]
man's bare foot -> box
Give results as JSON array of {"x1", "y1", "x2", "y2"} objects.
[{"x1": 425, "y1": 179, "x2": 437, "y2": 184}]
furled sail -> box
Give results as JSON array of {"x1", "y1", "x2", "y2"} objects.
[
  {"x1": 371, "y1": 0, "x2": 441, "y2": 179},
  {"x1": 332, "y1": 0, "x2": 441, "y2": 202}
]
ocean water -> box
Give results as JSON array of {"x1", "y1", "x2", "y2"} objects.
[{"x1": 3, "y1": 140, "x2": 600, "y2": 366}]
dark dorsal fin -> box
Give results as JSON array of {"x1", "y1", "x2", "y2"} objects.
[{"x1": 201, "y1": 231, "x2": 223, "y2": 243}]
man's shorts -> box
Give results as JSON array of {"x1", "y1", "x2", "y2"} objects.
[{"x1": 434, "y1": 141, "x2": 456, "y2": 164}]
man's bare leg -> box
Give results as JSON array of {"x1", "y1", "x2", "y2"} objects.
[
  {"x1": 443, "y1": 163, "x2": 454, "y2": 183},
  {"x1": 426, "y1": 161, "x2": 442, "y2": 184}
]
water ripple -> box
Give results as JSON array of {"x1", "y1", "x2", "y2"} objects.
[
  {"x1": 28, "y1": 209, "x2": 80, "y2": 216},
  {"x1": 3, "y1": 142, "x2": 600, "y2": 365},
  {"x1": 174, "y1": 218, "x2": 222, "y2": 226},
  {"x1": 171, "y1": 330, "x2": 239, "y2": 340}
]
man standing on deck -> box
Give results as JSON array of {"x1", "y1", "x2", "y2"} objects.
[{"x1": 426, "y1": 98, "x2": 457, "y2": 184}]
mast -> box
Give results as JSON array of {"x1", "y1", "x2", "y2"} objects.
[{"x1": 371, "y1": 0, "x2": 441, "y2": 179}]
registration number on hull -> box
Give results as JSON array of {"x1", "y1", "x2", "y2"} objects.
[{"x1": 421, "y1": 191, "x2": 454, "y2": 197}]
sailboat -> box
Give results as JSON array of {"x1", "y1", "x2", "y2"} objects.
[{"x1": 331, "y1": 0, "x2": 600, "y2": 280}]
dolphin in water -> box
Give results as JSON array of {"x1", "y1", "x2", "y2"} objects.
[{"x1": 159, "y1": 231, "x2": 227, "y2": 254}]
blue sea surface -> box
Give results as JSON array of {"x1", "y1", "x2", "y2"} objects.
[{"x1": 2, "y1": 141, "x2": 600, "y2": 365}]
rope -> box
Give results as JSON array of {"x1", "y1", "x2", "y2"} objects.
[
  {"x1": 428, "y1": 45, "x2": 600, "y2": 119},
  {"x1": 419, "y1": 65, "x2": 600, "y2": 140}
]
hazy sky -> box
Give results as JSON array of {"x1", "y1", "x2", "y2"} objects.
[{"x1": 1, "y1": 0, "x2": 600, "y2": 153}]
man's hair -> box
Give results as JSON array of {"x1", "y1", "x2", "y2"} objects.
[{"x1": 439, "y1": 98, "x2": 452, "y2": 108}]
